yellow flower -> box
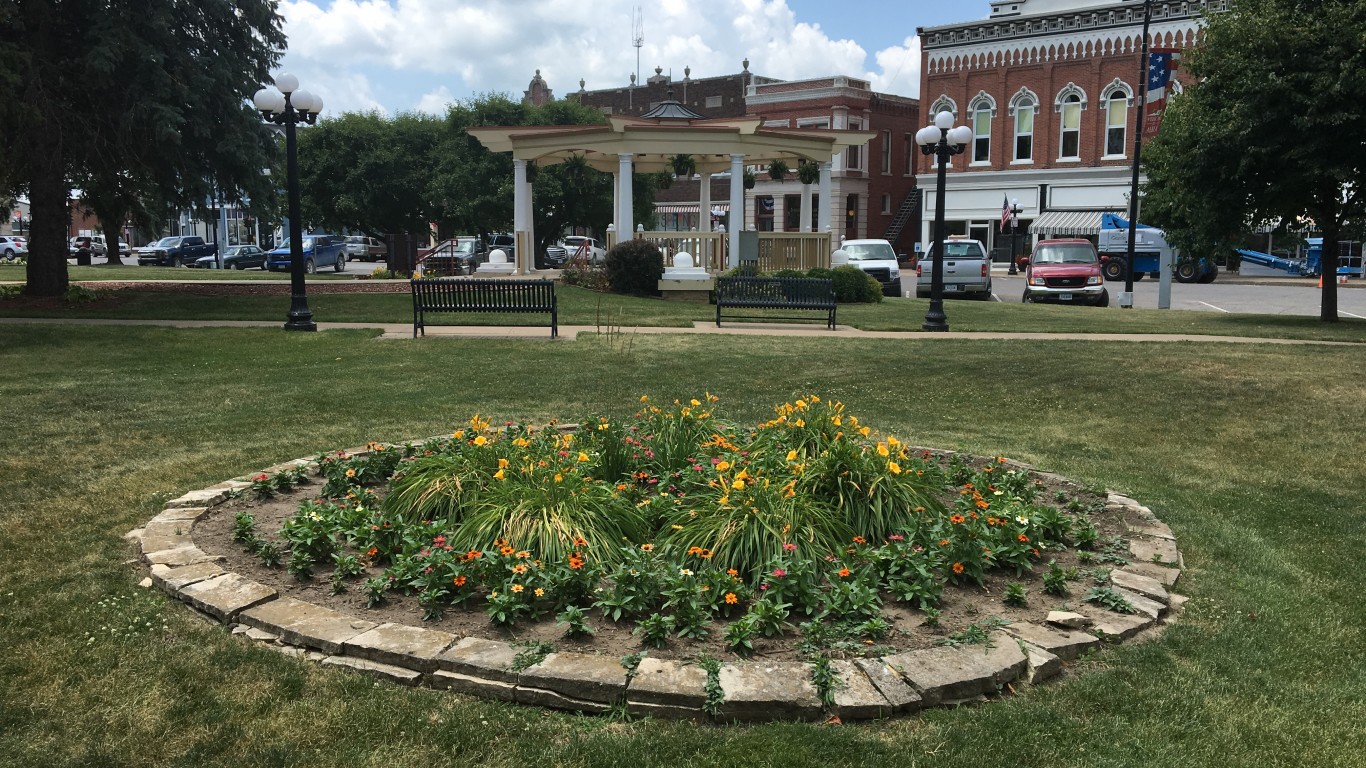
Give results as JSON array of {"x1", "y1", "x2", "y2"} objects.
[
  {"x1": 534, "y1": 587, "x2": 545, "y2": 597},
  {"x1": 690, "y1": 399, "x2": 701, "y2": 407},
  {"x1": 786, "y1": 449, "x2": 798, "y2": 462},
  {"x1": 735, "y1": 469, "x2": 750, "y2": 481},
  {"x1": 716, "y1": 460, "x2": 731, "y2": 472},
  {"x1": 511, "y1": 584, "x2": 524, "y2": 593},
  {"x1": 859, "y1": 426, "x2": 871, "y2": 437},
  {"x1": 888, "y1": 461, "x2": 902, "y2": 475},
  {"x1": 554, "y1": 473, "x2": 564, "y2": 483},
  {"x1": 731, "y1": 478, "x2": 745, "y2": 490},
  {"x1": 877, "y1": 443, "x2": 890, "y2": 457},
  {"x1": 493, "y1": 468, "x2": 506, "y2": 480},
  {"x1": 452, "y1": 430, "x2": 465, "y2": 439},
  {"x1": 640, "y1": 395, "x2": 649, "y2": 402},
  {"x1": 795, "y1": 418, "x2": 805, "y2": 428},
  {"x1": 671, "y1": 524, "x2": 684, "y2": 530},
  {"x1": 498, "y1": 458, "x2": 509, "y2": 469},
  {"x1": 345, "y1": 467, "x2": 357, "y2": 478},
  {"x1": 832, "y1": 415, "x2": 842, "y2": 426},
  {"x1": 578, "y1": 451, "x2": 589, "y2": 462},
  {"x1": 473, "y1": 435, "x2": 488, "y2": 446}
]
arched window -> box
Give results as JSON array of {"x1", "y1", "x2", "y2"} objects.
[
  {"x1": 1102, "y1": 80, "x2": 1133, "y2": 157},
  {"x1": 968, "y1": 92, "x2": 996, "y2": 164},
  {"x1": 1058, "y1": 92, "x2": 1083, "y2": 159},
  {"x1": 1009, "y1": 88, "x2": 1039, "y2": 163}
]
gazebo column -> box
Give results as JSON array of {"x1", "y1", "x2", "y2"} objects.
[
  {"x1": 801, "y1": 181, "x2": 814, "y2": 233},
  {"x1": 618, "y1": 153, "x2": 634, "y2": 239},
  {"x1": 729, "y1": 153, "x2": 745, "y2": 267},
  {"x1": 818, "y1": 161, "x2": 833, "y2": 233},
  {"x1": 524, "y1": 178, "x2": 535, "y2": 273},
  {"x1": 514, "y1": 159, "x2": 529, "y2": 274},
  {"x1": 699, "y1": 173, "x2": 711, "y2": 233}
]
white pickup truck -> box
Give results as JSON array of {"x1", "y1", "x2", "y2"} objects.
[{"x1": 915, "y1": 236, "x2": 993, "y2": 300}]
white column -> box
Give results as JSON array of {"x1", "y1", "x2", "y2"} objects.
[
  {"x1": 514, "y1": 158, "x2": 528, "y2": 274},
  {"x1": 699, "y1": 173, "x2": 711, "y2": 233},
  {"x1": 618, "y1": 153, "x2": 634, "y2": 237},
  {"x1": 800, "y1": 183, "x2": 813, "y2": 233},
  {"x1": 611, "y1": 170, "x2": 621, "y2": 238},
  {"x1": 818, "y1": 161, "x2": 833, "y2": 233},
  {"x1": 524, "y1": 179, "x2": 535, "y2": 274},
  {"x1": 729, "y1": 153, "x2": 745, "y2": 266}
]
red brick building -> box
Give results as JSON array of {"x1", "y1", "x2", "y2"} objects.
[{"x1": 916, "y1": 0, "x2": 1209, "y2": 253}]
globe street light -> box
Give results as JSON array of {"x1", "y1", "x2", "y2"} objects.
[
  {"x1": 254, "y1": 74, "x2": 322, "y2": 331},
  {"x1": 1008, "y1": 198, "x2": 1023, "y2": 275},
  {"x1": 916, "y1": 111, "x2": 972, "y2": 332}
]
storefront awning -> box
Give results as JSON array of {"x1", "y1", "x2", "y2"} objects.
[
  {"x1": 654, "y1": 203, "x2": 729, "y2": 214},
  {"x1": 1029, "y1": 210, "x2": 1117, "y2": 236}
]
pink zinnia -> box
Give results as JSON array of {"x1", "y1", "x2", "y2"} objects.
[
  {"x1": 782, "y1": 543, "x2": 798, "y2": 552},
  {"x1": 771, "y1": 568, "x2": 787, "y2": 578},
  {"x1": 888, "y1": 534, "x2": 905, "y2": 542}
]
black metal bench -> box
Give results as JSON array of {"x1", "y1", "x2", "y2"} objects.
[
  {"x1": 410, "y1": 278, "x2": 558, "y2": 338},
  {"x1": 715, "y1": 275, "x2": 837, "y2": 329}
]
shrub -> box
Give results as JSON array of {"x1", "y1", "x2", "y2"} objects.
[
  {"x1": 830, "y1": 265, "x2": 883, "y2": 303},
  {"x1": 604, "y1": 238, "x2": 664, "y2": 297},
  {"x1": 771, "y1": 269, "x2": 807, "y2": 279}
]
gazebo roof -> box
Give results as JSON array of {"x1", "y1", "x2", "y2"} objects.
[{"x1": 467, "y1": 112, "x2": 874, "y2": 174}]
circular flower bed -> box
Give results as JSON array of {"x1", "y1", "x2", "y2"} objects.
[{"x1": 207, "y1": 395, "x2": 1141, "y2": 662}]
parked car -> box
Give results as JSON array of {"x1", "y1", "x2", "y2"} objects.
[
  {"x1": 560, "y1": 236, "x2": 605, "y2": 264},
  {"x1": 135, "y1": 236, "x2": 215, "y2": 266},
  {"x1": 192, "y1": 245, "x2": 268, "y2": 270},
  {"x1": 915, "y1": 236, "x2": 993, "y2": 299},
  {"x1": 1021, "y1": 238, "x2": 1109, "y2": 307},
  {"x1": 344, "y1": 235, "x2": 387, "y2": 261},
  {"x1": 419, "y1": 236, "x2": 485, "y2": 275},
  {"x1": 0, "y1": 236, "x2": 27, "y2": 259},
  {"x1": 833, "y1": 238, "x2": 903, "y2": 297},
  {"x1": 544, "y1": 243, "x2": 568, "y2": 268},
  {"x1": 263, "y1": 235, "x2": 348, "y2": 273}
]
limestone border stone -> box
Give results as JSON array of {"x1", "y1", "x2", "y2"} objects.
[{"x1": 131, "y1": 449, "x2": 1187, "y2": 723}]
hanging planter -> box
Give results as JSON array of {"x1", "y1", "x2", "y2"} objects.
[
  {"x1": 797, "y1": 160, "x2": 820, "y2": 185},
  {"x1": 743, "y1": 168, "x2": 757, "y2": 190},
  {"x1": 670, "y1": 154, "x2": 696, "y2": 179},
  {"x1": 767, "y1": 159, "x2": 790, "y2": 181}
]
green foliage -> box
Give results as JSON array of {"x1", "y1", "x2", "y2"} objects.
[
  {"x1": 810, "y1": 655, "x2": 840, "y2": 708},
  {"x1": 796, "y1": 159, "x2": 821, "y2": 185},
  {"x1": 1003, "y1": 582, "x2": 1028, "y2": 607},
  {"x1": 1084, "y1": 586, "x2": 1137, "y2": 614},
  {"x1": 509, "y1": 640, "x2": 555, "y2": 672},
  {"x1": 767, "y1": 159, "x2": 790, "y2": 181},
  {"x1": 604, "y1": 238, "x2": 664, "y2": 297},
  {"x1": 632, "y1": 613, "x2": 675, "y2": 648},
  {"x1": 830, "y1": 265, "x2": 883, "y2": 303},
  {"x1": 555, "y1": 605, "x2": 594, "y2": 638}
]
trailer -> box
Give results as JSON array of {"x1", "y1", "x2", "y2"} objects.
[
  {"x1": 1235, "y1": 238, "x2": 1363, "y2": 279},
  {"x1": 1096, "y1": 213, "x2": 1217, "y2": 283}
]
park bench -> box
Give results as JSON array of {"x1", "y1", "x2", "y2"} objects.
[
  {"x1": 410, "y1": 278, "x2": 558, "y2": 338},
  {"x1": 714, "y1": 275, "x2": 837, "y2": 329}
]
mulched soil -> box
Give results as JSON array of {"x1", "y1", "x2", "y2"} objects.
[{"x1": 192, "y1": 456, "x2": 1124, "y2": 663}]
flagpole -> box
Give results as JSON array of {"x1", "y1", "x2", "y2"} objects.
[{"x1": 1121, "y1": 0, "x2": 1152, "y2": 309}]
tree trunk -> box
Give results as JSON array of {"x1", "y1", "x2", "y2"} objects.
[
  {"x1": 1319, "y1": 220, "x2": 1339, "y2": 322},
  {"x1": 25, "y1": 149, "x2": 69, "y2": 297},
  {"x1": 103, "y1": 221, "x2": 124, "y2": 266}
]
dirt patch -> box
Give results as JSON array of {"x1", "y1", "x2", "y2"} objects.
[{"x1": 192, "y1": 456, "x2": 1125, "y2": 663}]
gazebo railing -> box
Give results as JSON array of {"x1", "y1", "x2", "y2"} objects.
[
  {"x1": 755, "y1": 232, "x2": 832, "y2": 273},
  {"x1": 638, "y1": 231, "x2": 726, "y2": 273}
]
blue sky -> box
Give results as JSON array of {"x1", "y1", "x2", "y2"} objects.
[{"x1": 273, "y1": 0, "x2": 985, "y2": 116}]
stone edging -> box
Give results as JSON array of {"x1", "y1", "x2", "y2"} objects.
[{"x1": 128, "y1": 448, "x2": 1186, "y2": 723}]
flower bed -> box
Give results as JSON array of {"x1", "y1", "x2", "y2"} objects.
[{"x1": 202, "y1": 396, "x2": 1136, "y2": 662}]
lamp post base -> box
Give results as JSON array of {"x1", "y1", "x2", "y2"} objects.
[
  {"x1": 922, "y1": 305, "x2": 949, "y2": 332},
  {"x1": 1118, "y1": 291, "x2": 1134, "y2": 309},
  {"x1": 284, "y1": 296, "x2": 317, "y2": 331}
]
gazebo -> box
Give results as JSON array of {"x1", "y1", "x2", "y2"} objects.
[{"x1": 467, "y1": 95, "x2": 874, "y2": 274}]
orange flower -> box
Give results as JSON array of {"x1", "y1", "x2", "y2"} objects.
[
  {"x1": 1018, "y1": 534, "x2": 1029, "y2": 543},
  {"x1": 724, "y1": 592, "x2": 738, "y2": 604},
  {"x1": 852, "y1": 536, "x2": 867, "y2": 545},
  {"x1": 938, "y1": 539, "x2": 950, "y2": 547},
  {"x1": 568, "y1": 556, "x2": 585, "y2": 570},
  {"x1": 726, "y1": 568, "x2": 739, "y2": 577},
  {"x1": 365, "y1": 547, "x2": 378, "y2": 558},
  {"x1": 952, "y1": 562, "x2": 965, "y2": 574},
  {"x1": 837, "y1": 567, "x2": 851, "y2": 578},
  {"x1": 640, "y1": 543, "x2": 654, "y2": 551},
  {"x1": 515, "y1": 550, "x2": 531, "y2": 559},
  {"x1": 573, "y1": 537, "x2": 588, "y2": 547},
  {"x1": 345, "y1": 468, "x2": 357, "y2": 478},
  {"x1": 499, "y1": 545, "x2": 515, "y2": 556},
  {"x1": 452, "y1": 575, "x2": 467, "y2": 587},
  {"x1": 950, "y1": 514, "x2": 966, "y2": 525},
  {"x1": 699, "y1": 549, "x2": 713, "y2": 559},
  {"x1": 464, "y1": 549, "x2": 483, "y2": 561},
  {"x1": 511, "y1": 584, "x2": 524, "y2": 593},
  {"x1": 512, "y1": 564, "x2": 528, "y2": 575}
]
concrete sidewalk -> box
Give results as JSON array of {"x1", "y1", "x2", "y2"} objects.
[{"x1": 1, "y1": 316, "x2": 1357, "y2": 346}]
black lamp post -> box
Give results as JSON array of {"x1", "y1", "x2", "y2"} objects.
[
  {"x1": 254, "y1": 74, "x2": 322, "y2": 331},
  {"x1": 915, "y1": 111, "x2": 972, "y2": 332},
  {"x1": 1008, "y1": 198, "x2": 1023, "y2": 275},
  {"x1": 1121, "y1": 0, "x2": 1153, "y2": 309}
]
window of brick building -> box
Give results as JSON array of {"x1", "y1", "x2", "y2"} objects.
[
  {"x1": 881, "y1": 130, "x2": 892, "y2": 174},
  {"x1": 1059, "y1": 94, "x2": 1081, "y2": 159},
  {"x1": 846, "y1": 119, "x2": 864, "y2": 170},
  {"x1": 1105, "y1": 92, "x2": 1128, "y2": 157},
  {"x1": 881, "y1": 193, "x2": 892, "y2": 214},
  {"x1": 973, "y1": 105, "x2": 992, "y2": 163},
  {"x1": 904, "y1": 133, "x2": 914, "y2": 174},
  {"x1": 1014, "y1": 106, "x2": 1034, "y2": 162}
]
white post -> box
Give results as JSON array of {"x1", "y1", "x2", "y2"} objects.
[
  {"x1": 729, "y1": 153, "x2": 745, "y2": 267},
  {"x1": 801, "y1": 182, "x2": 813, "y2": 233},
  {"x1": 618, "y1": 153, "x2": 634, "y2": 237},
  {"x1": 524, "y1": 178, "x2": 535, "y2": 274},
  {"x1": 611, "y1": 170, "x2": 621, "y2": 238},
  {"x1": 818, "y1": 161, "x2": 833, "y2": 233},
  {"x1": 699, "y1": 173, "x2": 711, "y2": 233},
  {"x1": 513, "y1": 158, "x2": 529, "y2": 275}
]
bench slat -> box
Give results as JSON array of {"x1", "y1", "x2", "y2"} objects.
[{"x1": 411, "y1": 278, "x2": 557, "y2": 338}]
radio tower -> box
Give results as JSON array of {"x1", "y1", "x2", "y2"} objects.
[{"x1": 632, "y1": 7, "x2": 644, "y2": 99}]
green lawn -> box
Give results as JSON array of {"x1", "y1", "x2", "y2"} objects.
[
  {"x1": 2, "y1": 276, "x2": 1364, "y2": 341},
  {"x1": 0, "y1": 321, "x2": 1363, "y2": 767}
]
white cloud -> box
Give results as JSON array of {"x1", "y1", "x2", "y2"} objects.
[
  {"x1": 414, "y1": 86, "x2": 456, "y2": 116},
  {"x1": 276, "y1": 0, "x2": 923, "y2": 116}
]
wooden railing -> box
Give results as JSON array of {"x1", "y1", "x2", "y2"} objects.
[
  {"x1": 638, "y1": 231, "x2": 726, "y2": 273},
  {"x1": 755, "y1": 232, "x2": 833, "y2": 272}
]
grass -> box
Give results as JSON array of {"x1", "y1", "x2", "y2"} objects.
[
  {"x1": 0, "y1": 320, "x2": 1364, "y2": 767},
  {"x1": 1, "y1": 276, "x2": 1364, "y2": 341}
]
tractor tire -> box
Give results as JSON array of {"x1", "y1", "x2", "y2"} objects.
[
  {"x1": 1102, "y1": 258, "x2": 1126, "y2": 282},
  {"x1": 1175, "y1": 261, "x2": 1200, "y2": 283}
]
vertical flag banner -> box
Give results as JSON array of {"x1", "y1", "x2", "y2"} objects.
[
  {"x1": 1144, "y1": 48, "x2": 1182, "y2": 138},
  {"x1": 1000, "y1": 195, "x2": 1011, "y2": 232}
]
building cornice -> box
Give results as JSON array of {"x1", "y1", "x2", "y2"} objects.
[{"x1": 918, "y1": 0, "x2": 1222, "y2": 50}]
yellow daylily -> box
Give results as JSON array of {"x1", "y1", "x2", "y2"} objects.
[
  {"x1": 578, "y1": 451, "x2": 590, "y2": 462},
  {"x1": 877, "y1": 442, "x2": 890, "y2": 457},
  {"x1": 786, "y1": 449, "x2": 798, "y2": 462},
  {"x1": 493, "y1": 469, "x2": 506, "y2": 480},
  {"x1": 888, "y1": 461, "x2": 902, "y2": 475},
  {"x1": 473, "y1": 435, "x2": 488, "y2": 446},
  {"x1": 498, "y1": 458, "x2": 510, "y2": 469}
]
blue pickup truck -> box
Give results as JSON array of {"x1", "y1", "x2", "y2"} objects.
[{"x1": 263, "y1": 235, "x2": 348, "y2": 273}]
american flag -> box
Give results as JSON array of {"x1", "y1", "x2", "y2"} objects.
[
  {"x1": 1144, "y1": 49, "x2": 1182, "y2": 137},
  {"x1": 1000, "y1": 195, "x2": 1011, "y2": 232}
]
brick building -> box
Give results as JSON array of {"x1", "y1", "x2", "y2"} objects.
[
  {"x1": 916, "y1": 0, "x2": 1211, "y2": 253},
  {"x1": 559, "y1": 65, "x2": 922, "y2": 250}
]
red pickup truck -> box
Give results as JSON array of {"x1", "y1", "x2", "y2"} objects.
[{"x1": 1021, "y1": 239, "x2": 1109, "y2": 307}]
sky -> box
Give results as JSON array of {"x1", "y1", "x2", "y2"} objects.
[{"x1": 273, "y1": 0, "x2": 989, "y2": 117}]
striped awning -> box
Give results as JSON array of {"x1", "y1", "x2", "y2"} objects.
[
  {"x1": 654, "y1": 203, "x2": 730, "y2": 214},
  {"x1": 1029, "y1": 209, "x2": 1116, "y2": 236}
]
